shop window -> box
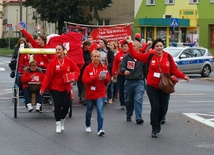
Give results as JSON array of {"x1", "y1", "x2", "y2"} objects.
[
  {"x1": 146, "y1": 27, "x2": 154, "y2": 42},
  {"x1": 157, "y1": 27, "x2": 167, "y2": 46},
  {"x1": 146, "y1": 0, "x2": 155, "y2": 5},
  {"x1": 165, "y1": 0, "x2": 175, "y2": 4},
  {"x1": 189, "y1": 0, "x2": 199, "y2": 4}
]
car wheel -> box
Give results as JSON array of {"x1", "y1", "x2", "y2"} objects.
[{"x1": 201, "y1": 65, "x2": 211, "y2": 77}]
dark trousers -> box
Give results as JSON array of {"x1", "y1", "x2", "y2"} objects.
[
  {"x1": 77, "y1": 76, "x2": 86, "y2": 102},
  {"x1": 117, "y1": 74, "x2": 126, "y2": 106},
  {"x1": 146, "y1": 85, "x2": 170, "y2": 130},
  {"x1": 24, "y1": 88, "x2": 42, "y2": 105},
  {"x1": 51, "y1": 90, "x2": 70, "y2": 121}
]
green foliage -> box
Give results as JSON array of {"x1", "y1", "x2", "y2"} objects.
[
  {"x1": 24, "y1": 0, "x2": 112, "y2": 34},
  {"x1": 0, "y1": 38, "x2": 19, "y2": 48}
]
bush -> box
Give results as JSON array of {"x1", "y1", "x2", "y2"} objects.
[{"x1": 0, "y1": 38, "x2": 7, "y2": 48}]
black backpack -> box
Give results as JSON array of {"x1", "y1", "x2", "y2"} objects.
[{"x1": 144, "y1": 53, "x2": 172, "y2": 78}]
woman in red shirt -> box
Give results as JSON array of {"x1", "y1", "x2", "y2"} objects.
[
  {"x1": 82, "y1": 50, "x2": 110, "y2": 136},
  {"x1": 128, "y1": 38, "x2": 190, "y2": 138},
  {"x1": 40, "y1": 45, "x2": 80, "y2": 134},
  {"x1": 21, "y1": 60, "x2": 44, "y2": 112}
]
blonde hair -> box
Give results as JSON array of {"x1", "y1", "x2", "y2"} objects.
[{"x1": 91, "y1": 50, "x2": 101, "y2": 58}]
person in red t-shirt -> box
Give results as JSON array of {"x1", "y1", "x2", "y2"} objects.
[
  {"x1": 127, "y1": 38, "x2": 190, "y2": 138},
  {"x1": 40, "y1": 45, "x2": 80, "y2": 134},
  {"x1": 15, "y1": 24, "x2": 55, "y2": 69},
  {"x1": 112, "y1": 40, "x2": 129, "y2": 110},
  {"x1": 82, "y1": 50, "x2": 110, "y2": 136},
  {"x1": 21, "y1": 60, "x2": 44, "y2": 112},
  {"x1": 87, "y1": 36, "x2": 98, "y2": 53}
]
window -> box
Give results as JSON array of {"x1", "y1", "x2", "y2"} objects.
[
  {"x1": 146, "y1": 0, "x2": 155, "y2": 5},
  {"x1": 97, "y1": 19, "x2": 110, "y2": 26},
  {"x1": 189, "y1": 0, "x2": 199, "y2": 3},
  {"x1": 211, "y1": 0, "x2": 214, "y2": 3},
  {"x1": 165, "y1": 0, "x2": 175, "y2": 4}
]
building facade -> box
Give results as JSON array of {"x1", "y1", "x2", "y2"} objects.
[
  {"x1": 2, "y1": 0, "x2": 56, "y2": 38},
  {"x1": 134, "y1": 0, "x2": 214, "y2": 53}
]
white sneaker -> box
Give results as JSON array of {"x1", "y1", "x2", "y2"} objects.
[
  {"x1": 61, "y1": 119, "x2": 65, "y2": 131},
  {"x1": 35, "y1": 103, "x2": 41, "y2": 112},
  {"x1": 86, "y1": 127, "x2": 91, "y2": 133},
  {"x1": 27, "y1": 103, "x2": 33, "y2": 112},
  {"x1": 97, "y1": 129, "x2": 105, "y2": 136},
  {"x1": 56, "y1": 121, "x2": 61, "y2": 133},
  {"x1": 108, "y1": 99, "x2": 113, "y2": 104}
]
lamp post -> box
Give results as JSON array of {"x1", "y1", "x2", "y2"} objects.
[
  {"x1": 16, "y1": 9, "x2": 18, "y2": 37},
  {"x1": 19, "y1": 0, "x2": 22, "y2": 37}
]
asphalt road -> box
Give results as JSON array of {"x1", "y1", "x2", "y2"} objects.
[{"x1": 0, "y1": 56, "x2": 214, "y2": 155}]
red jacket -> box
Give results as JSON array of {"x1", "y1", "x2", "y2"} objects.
[
  {"x1": 18, "y1": 54, "x2": 30, "y2": 73},
  {"x1": 111, "y1": 50, "x2": 127, "y2": 76},
  {"x1": 128, "y1": 43, "x2": 186, "y2": 89},
  {"x1": 41, "y1": 56, "x2": 80, "y2": 93},
  {"x1": 89, "y1": 43, "x2": 99, "y2": 53},
  {"x1": 21, "y1": 29, "x2": 55, "y2": 68},
  {"x1": 82, "y1": 62, "x2": 110, "y2": 100},
  {"x1": 21, "y1": 68, "x2": 45, "y2": 89}
]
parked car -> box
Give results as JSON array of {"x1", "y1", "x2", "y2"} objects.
[{"x1": 164, "y1": 45, "x2": 214, "y2": 77}]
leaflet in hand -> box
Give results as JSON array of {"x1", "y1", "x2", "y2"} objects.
[{"x1": 99, "y1": 70, "x2": 108, "y2": 77}]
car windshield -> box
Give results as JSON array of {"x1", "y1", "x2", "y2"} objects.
[{"x1": 164, "y1": 48, "x2": 182, "y2": 57}]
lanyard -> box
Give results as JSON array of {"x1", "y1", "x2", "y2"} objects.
[
  {"x1": 93, "y1": 66, "x2": 98, "y2": 75},
  {"x1": 58, "y1": 58, "x2": 64, "y2": 67}
]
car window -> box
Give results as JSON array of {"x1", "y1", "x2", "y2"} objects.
[
  {"x1": 181, "y1": 49, "x2": 194, "y2": 58},
  {"x1": 198, "y1": 49, "x2": 206, "y2": 56},
  {"x1": 192, "y1": 49, "x2": 202, "y2": 57},
  {"x1": 164, "y1": 48, "x2": 182, "y2": 57}
]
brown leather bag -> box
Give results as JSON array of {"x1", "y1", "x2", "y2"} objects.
[{"x1": 158, "y1": 73, "x2": 175, "y2": 94}]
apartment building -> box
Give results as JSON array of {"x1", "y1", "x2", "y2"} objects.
[
  {"x1": 134, "y1": 0, "x2": 214, "y2": 53},
  {"x1": 1, "y1": 0, "x2": 134, "y2": 38}
]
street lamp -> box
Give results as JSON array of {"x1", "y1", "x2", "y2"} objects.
[
  {"x1": 19, "y1": 0, "x2": 22, "y2": 37},
  {"x1": 16, "y1": 9, "x2": 18, "y2": 37}
]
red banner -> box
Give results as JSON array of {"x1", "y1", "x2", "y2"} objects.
[{"x1": 90, "y1": 25, "x2": 131, "y2": 43}]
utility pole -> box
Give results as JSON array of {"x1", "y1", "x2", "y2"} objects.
[{"x1": 19, "y1": 0, "x2": 22, "y2": 37}]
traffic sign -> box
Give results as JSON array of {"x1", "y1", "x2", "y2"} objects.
[
  {"x1": 170, "y1": 18, "x2": 179, "y2": 27},
  {"x1": 9, "y1": 27, "x2": 13, "y2": 31},
  {"x1": 19, "y1": 21, "x2": 26, "y2": 29},
  {"x1": 7, "y1": 24, "x2": 12, "y2": 27}
]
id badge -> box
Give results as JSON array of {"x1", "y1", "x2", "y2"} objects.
[
  {"x1": 91, "y1": 86, "x2": 96, "y2": 90},
  {"x1": 40, "y1": 62, "x2": 44, "y2": 65},
  {"x1": 153, "y1": 72, "x2": 160, "y2": 78}
]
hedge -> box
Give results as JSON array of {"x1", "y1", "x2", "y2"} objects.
[{"x1": 0, "y1": 38, "x2": 20, "y2": 48}]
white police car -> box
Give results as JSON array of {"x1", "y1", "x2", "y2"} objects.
[{"x1": 164, "y1": 43, "x2": 214, "y2": 77}]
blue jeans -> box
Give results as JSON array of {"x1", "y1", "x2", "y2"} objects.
[
  {"x1": 24, "y1": 88, "x2": 42, "y2": 106},
  {"x1": 117, "y1": 74, "x2": 126, "y2": 106},
  {"x1": 85, "y1": 98, "x2": 105, "y2": 131},
  {"x1": 124, "y1": 80, "x2": 145, "y2": 120}
]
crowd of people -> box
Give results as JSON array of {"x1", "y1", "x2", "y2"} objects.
[{"x1": 9, "y1": 26, "x2": 190, "y2": 138}]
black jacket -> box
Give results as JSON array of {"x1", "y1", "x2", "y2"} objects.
[{"x1": 120, "y1": 53, "x2": 146, "y2": 80}]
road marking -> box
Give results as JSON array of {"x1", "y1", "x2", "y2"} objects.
[
  {"x1": 183, "y1": 113, "x2": 214, "y2": 128},
  {"x1": 188, "y1": 101, "x2": 214, "y2": 103},
  {"x1": 0, "y1": 67, "x2": 6, "y2": 71}
]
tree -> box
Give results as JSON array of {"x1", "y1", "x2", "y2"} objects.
[{"x1": 24, "y1": 0, "x2": 112, "y2": 34}]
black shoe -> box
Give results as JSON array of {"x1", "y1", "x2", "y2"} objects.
[
  {"x1": 151, "y1": 130, "x2": 157, "y2": 138},
  {"x1": 157, "y1": 123, "x2": 161, "y2": 133},
  {"x1": 126, "y1": 117, "x2": 132, "y2": 122},
  {"x1": 136, "y1": 119, "x2": 144, "y2": 125},
  {"x1": 10, "y1": 71, "x2": 15, "y2": 78},
  {"x1": 160, "y1": 119, "x2": 166, "y2": 124},
  {"x1": 82, "y1": 101, "x2": 86, "y2": 106}
]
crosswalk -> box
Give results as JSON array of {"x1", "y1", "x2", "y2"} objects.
[{"x1": 183, "y1": 113, "x2": 214, "y2": 128}]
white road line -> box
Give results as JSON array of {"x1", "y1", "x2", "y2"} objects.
[
  {"x1": 183, "y1": 113, "x2": 214, "y2": 128},
  {"x1": 0, "y1": 67, "x2": 6, "y2": 71},
  {"x1": 188, "y1": 101, "x2": 214, "y2": 103}
]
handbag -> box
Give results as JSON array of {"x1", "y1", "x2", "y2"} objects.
[
  {"x1": 158, "y1": 73, "x2": 175, "y2": 94},
  {"x1": 63, "y1": 72, "x2": 75, "y2": 83}
]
